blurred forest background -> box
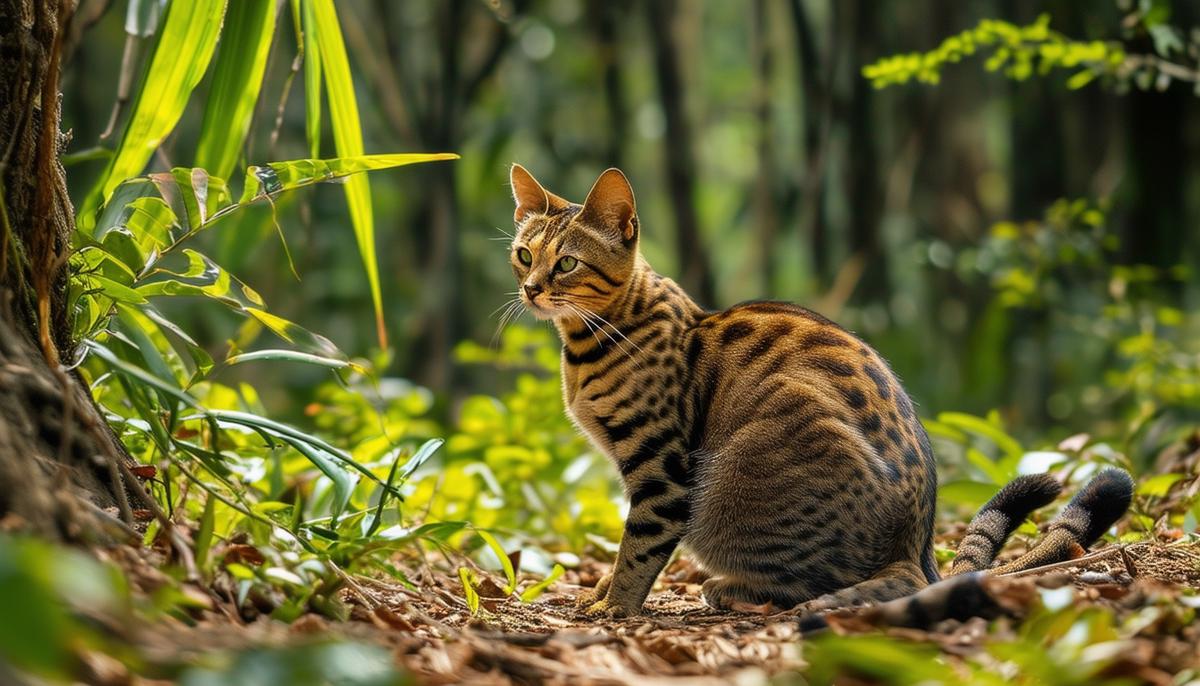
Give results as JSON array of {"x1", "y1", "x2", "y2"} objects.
[
  {"x1": 4, "y1": 0, "x2": 1199, "y2": 681},
  {"x1": 59, "y1": 0, "x2": 1199, "y2": 445}
]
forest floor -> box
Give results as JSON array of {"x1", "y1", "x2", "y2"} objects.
[{"x1": 100, "y1": 537, "x2": 1200, "y2": 685}]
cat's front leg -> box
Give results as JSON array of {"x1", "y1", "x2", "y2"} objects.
[{"x1": 580, "y1": 471, "x2": 690, "y2": 617}]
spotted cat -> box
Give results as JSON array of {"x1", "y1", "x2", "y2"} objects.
[{"x1": 506, "y1": 164, "x2": 1132, "y2": 618}]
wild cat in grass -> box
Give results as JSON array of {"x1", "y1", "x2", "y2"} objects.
[{"x1": 505, "y1": 164, "x2": 1133, "y2": 618}]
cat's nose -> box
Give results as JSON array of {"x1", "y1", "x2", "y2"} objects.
[{"x1": 524, "y1": 284, "x2": 543, "y2": 299}]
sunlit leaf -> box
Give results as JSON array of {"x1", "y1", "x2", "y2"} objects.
[
  {"x1": 225, "y1": 349, "x2": 358, "y2": 371},
  {"x1": 296, "y1": 0, "x2": 322, "y2": 157},
  {"x1": 79, "y1": 0, "x2": 228, "y2": 230},
  {"x1": 309, "y1": 0, "x2": 383, "y2": 347},
  {"x1": 937, "y1": 411, "x2": 1024, "y2": 462},
  {"x1": 195, "y1": 0, "x2": 278, "y2": 181},
  {"x1": 458, "y1": 567, "x2": 480, "y2": 615},
  {"x1": 476, "y1": 529, "x2": 516, "y2": 595},
  {"x1": 939, "y1": 480, "x2": 999, "y2": 509},
  {"x1": 520, "y1": 564, "x2": 565, "y2": 603}
]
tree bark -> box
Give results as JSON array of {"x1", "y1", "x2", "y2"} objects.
[{"x1": 0, "y1": 0, "x2": 130, "y2": 540}]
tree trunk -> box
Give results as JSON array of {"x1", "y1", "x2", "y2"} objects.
[
  {"x1": 646, "y1": 0, "x2": 716, "y2": 307},
  {"x1": 0, "y1": 0, "x2": 131, "y2": 540}
]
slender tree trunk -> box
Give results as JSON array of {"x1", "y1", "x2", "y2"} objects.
[
  {"x1": 843, "y1": 0, "x2": 887, "y2": 304},
  {"x1": 788, "y1": 0, "x2": 835, "y2": 288},
  {"x1": 646, "y1": 0, "x2": 716, "y2": 307},
  {"x1": 0, "y1": 0, "x2": 131, "y2": 539},
  {"x1": 751, "y1": 0, "x2": 780, "y2": 295},
  {"x1": 589, "y1": 0, "x2": 628, "y2": 169}
]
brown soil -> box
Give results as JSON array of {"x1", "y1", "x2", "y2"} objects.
[{"x1": 101, "y1": 540, "x2": 1200, "y2": 685}]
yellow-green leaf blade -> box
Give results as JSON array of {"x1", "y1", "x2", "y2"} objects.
[
  {"x1": 79, "y1": 0, "x2": 228, "y2": 230},
  {"x1": 308, "y1": 0, "x2": 384, "y2": 347},
  {"x1": 195, "y1": 0, "x2": 278, "y2": 181}
]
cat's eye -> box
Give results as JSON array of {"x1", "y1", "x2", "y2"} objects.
[
  {"x1": 516, "y1": 248, "x2": 532, "y2": 266},
  {"x1": 556, "y1": 256, "x2": 578, "y2": 272}
]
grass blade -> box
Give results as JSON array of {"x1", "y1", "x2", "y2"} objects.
[
  {"x1": 520, "y1": 564, "x2": 565, "y2": 603},
  {"x1": 79, "y1": 0, "x2": 228, "y2": 230},
  {"x1": 476, "y1": 529, "x2": 516, "y2": 595},
  {"x1": 195, "y1": 0, "x2": 277, "y2": 181},
  {"x1": 296, "y1": 0, "x2": 322, "y2": 157},
  {"x1": 307, "y1": 0, "x2": 385, "y2": 348}
]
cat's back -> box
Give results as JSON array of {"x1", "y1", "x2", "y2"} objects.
[
  {"x1": 684, "y1": 299, "x2": 933, "y2": 488},
  {"x1": 681, "y1": 300, "x2": 937, "y2": 583}
]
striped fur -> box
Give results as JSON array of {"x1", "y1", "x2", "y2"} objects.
[{"x1": 508, "y1": 165, "x2": 1133, "y2": 619}]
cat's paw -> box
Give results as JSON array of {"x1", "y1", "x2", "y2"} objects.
[
  {"x1": 701, "y1": 577, "x2": 762, "y2": 611},
  {"x1": 575, "y1": 572, "x2": 613, "y2": 608},
  {"x1": 580, "y1": 596, "x2": 635, "y2": 619}
]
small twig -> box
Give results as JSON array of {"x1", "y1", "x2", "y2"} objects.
[
  {"x1": 327, "y1": 561, "x2": 375, "y2": 609},
  {"x1": 996, "y1": 546, "x2": 1123, "y2": 578}
]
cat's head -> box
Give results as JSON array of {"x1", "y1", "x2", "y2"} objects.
[{"x1": 508, "y1": 164, "x2": 639, "y2": 320}]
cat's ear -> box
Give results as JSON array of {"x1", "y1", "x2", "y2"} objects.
[
  {"x1": 511, "y1": 164, "x2": 568, "y2": 223},
  {"x1": 580, "y1": 168, "x2": 637, "y2": 242}
]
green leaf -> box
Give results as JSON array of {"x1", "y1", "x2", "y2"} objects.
[
  {"x1": 84, "y1": 340, "x2": 201, "y2": 410},
  {"x1": 1137, "y1": 473, "x2": 1185, "y2": 498},
  {"x1": 1066, "y1": 68, "x2": 1097, "y2": 90},
  {"x1": 965, "y1": 447, "x2": 1010, "y2": 485},
  {"x1": 195, "y1": 0, "x2": 278, "y2": 181},
  {"x1": 297, "y1": 0, "x2": 323, "y2": 157},
  {"x1": 238, "y1": 154, "x2": 459, "y2": 204},
  {"x1": 458, "y1": 567, "x2": 480, "y2": 615},
  {"x1": 308, "y1": 0, "x2": 383, "y2": 347},
  {"x1": 939, "y1": 480, "x2": 999, "y2": 509},
  {"x1": 937, "y1": 411, "x2": 1024, "y2": 462},
  {"x1": 398, "y1": 438, "x2": 444, "y2": 482},
  {"x1": 195, "y1": 493, "x2": 217, "y2": 571},
  {"x1": 476, "y1": 530, "x2": 516, "y2": 595},
  {"x1": 203, "y1": 409, "x2": 396, "y2": 497},
  {"x1": 79, "y1": 0, "x2": 228, "y2": 230},
  {"x1": 93, "y1": 275, "x2": 148, "y2": 305},
  {"x1": 520, "y1": 564, "x2": 565, "y2": 603},
  {"x1": 224, "y1": 349, "x2": 358, "y2": 371}
]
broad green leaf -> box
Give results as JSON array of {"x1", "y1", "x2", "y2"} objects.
[
  {"x1": 476, "y1": 530, "x2": 516, "y2": 595},
  {"x1": 964, "y1": 447, "x2": 1010, "y2": 485},
  {"x1": 116, "y1": 306, "x2": 180, "y2": 388},
  {"x1": 195, "y1": 0, "x2": 277, "y2": 181},
  {"x1": 520, "y1": 564, "x2": 565, "y2": 603},
  {"x1": 79, "y1": 0, "x2": 228, "y2": 229},
  {"x1": 1137, "y1": 473, "x2": 1185, "y2": 498},
  {"x1": 308, "y1": 0, "x2": 384, "y2": 347},
  {"x1": 91, "y1": 178, "x2": 158, "y2": 241},
  {"x1": 93, "y1": 275, "x2": 148, "y2": 305},
  {"x1": 84, "y1": 340, "x2": 201, "y2": 410},
  {"x1": 937, "y1": 411, "x2": 1024, "y2": 461},
  {"x1": 149, "y1": 169, "x2": 233, "y2": 233}
]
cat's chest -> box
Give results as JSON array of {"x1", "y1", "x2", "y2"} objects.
[{"x1": 562, "y1": 360, "x2": 676, "y2": 463}]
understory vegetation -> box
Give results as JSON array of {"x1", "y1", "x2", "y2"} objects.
[{"x1": 2, "y1": 0, "x2": 1199, "y2": 684}]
